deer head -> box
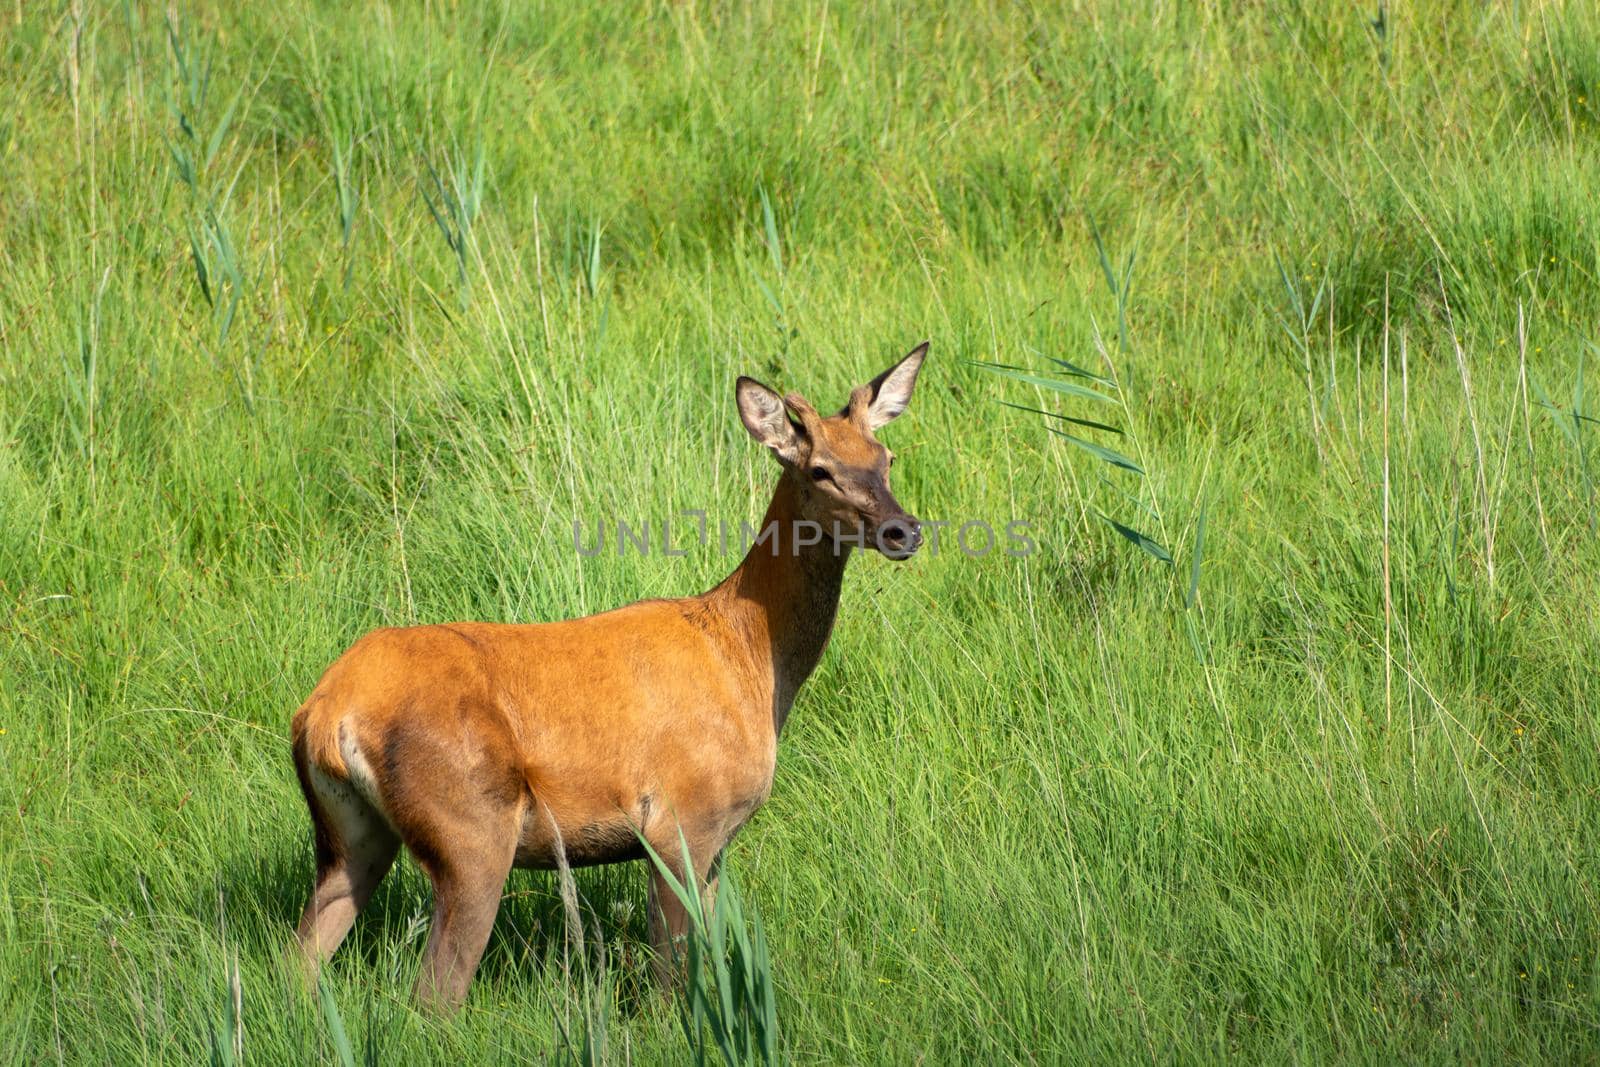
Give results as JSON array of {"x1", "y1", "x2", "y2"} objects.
[{"x1": 735, "y1": 342, "x2": 927, "y2": 558}]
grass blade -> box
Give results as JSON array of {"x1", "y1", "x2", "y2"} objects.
[
  {"x1": 970, "y1": 362, "x2": 1117, "y2": 405},
  {"x1": 759, "y1": 184, "x2": 784, "y2": 277},
  {"x1": 317, "y1": 974, "x2": 356, "y2": 1067},
  {"x1": 1044, "y1": 356, "x2": 1114, "y2": 386},
  {"x1": 1099, "y1": 513, "x2": 1171, "y2": 562},
  {"x1": 1048, "y1": 428, "x2": 1143, "y2": 473},
  {"x1": 1185, "y1": 505, "x2": 1207, "y2": 609},
  {"x1": 204, "y1": 84, "x2": 243, "y2": 171},
  {"x1": 997, "y1": 400, "x2": 1122, "y2": 434}
]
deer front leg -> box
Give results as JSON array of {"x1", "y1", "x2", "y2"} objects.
[{"x1": 646, "y1": 841, "x2": 722, "y2": 987}]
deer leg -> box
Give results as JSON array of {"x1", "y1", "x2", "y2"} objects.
[
  {"x1": 646, "y1": 837, "x2": 722, "y2": 986},
  {"x1": 405, "y1": 790, "x2": 524, "y2": 1012},
  {"x1": 645, "y1": 867, "x2": 685, "y2": 982},
  {"x1": 294, "y1": 766, "x2": 399, "y2": 970},
  {"x1": 374, "y1": 714, "x2": 529, "y2": 1011},
  {"x1": 414, "y1": 848, "x2": 514, "y2": 1011}
]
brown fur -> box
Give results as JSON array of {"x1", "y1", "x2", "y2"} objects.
[{"x1": 289, "y1": 346, "x2": 927, "y2": 1009}]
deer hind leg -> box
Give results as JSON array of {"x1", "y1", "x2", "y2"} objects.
[
  {"x1": 377, "y1": 720, "x2": 526, "y2": 1012},
  {"x1": 412, "y1": 836, "x2": 517, "y2": 1011},
  {"x1": 293, "y1": 762, "x2": 400, "y2": 970}
]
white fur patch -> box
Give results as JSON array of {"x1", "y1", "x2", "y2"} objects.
[{"x1": 335, "y1": 719, "x2": 391, "y2": 825}]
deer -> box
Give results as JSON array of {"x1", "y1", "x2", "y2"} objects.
[{"x1": 289, "y1": 342, "x2": 928, "y2": 1010}]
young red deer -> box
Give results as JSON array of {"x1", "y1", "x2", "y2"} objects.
[{"x1": 290, "y1": 343, "x2": 928, "y2": 1009}]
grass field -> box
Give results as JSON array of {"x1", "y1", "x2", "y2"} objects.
[{"x1": 4, "y1": 1, "x2": 1600, "y2": 1061}]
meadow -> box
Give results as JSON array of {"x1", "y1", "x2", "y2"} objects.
[{"x1": 3, "y1": 1, "x2": 1600, "y2": 1061}]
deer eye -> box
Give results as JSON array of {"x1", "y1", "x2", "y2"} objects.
[{"x1": 809, "y1": 466, "x2": 832, "y2": 483}]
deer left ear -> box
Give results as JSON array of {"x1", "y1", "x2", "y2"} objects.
[{"x1": 857, "y1": 341, "x2": 928, "y2": 430}]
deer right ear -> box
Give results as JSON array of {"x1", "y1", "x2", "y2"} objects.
[
  {"x1": 736, "y1": 376, "x2": 805, "y2": 464},
  {"x1": 859, "y1": 341, "x2": 928, "y2": 430}
]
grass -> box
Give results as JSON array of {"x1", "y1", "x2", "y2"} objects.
[{"x1": 3, "y1": 0, "x2": 1600, "y2": 1061}]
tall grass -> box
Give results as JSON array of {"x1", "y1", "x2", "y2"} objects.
[{"x1": 3, "y1": 1, "x2": 1600, "y2": 1062}]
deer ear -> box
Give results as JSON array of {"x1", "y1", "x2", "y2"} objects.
[
  {"x1": 860, "y1": 341, "x2": 928, "y2": 430},
  {"x1": 736, "y1": 376, "x2": 805, "y2": 463}
]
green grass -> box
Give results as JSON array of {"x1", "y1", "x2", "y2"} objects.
[{"x1": 3, "y1": 0, "x2": 1600, "y2": 1061}]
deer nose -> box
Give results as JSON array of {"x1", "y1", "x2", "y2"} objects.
[{"x1": 876, "y1": 516, "x2": 923, "y2": 558}]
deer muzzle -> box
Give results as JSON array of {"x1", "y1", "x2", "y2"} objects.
[{"x1": 874, "y1": 513, "x2": 923, "y2": 559}]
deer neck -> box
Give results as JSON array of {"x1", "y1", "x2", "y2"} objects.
[{"x1": 708, "y1": 470, "x2": 851, "y2": 735}]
